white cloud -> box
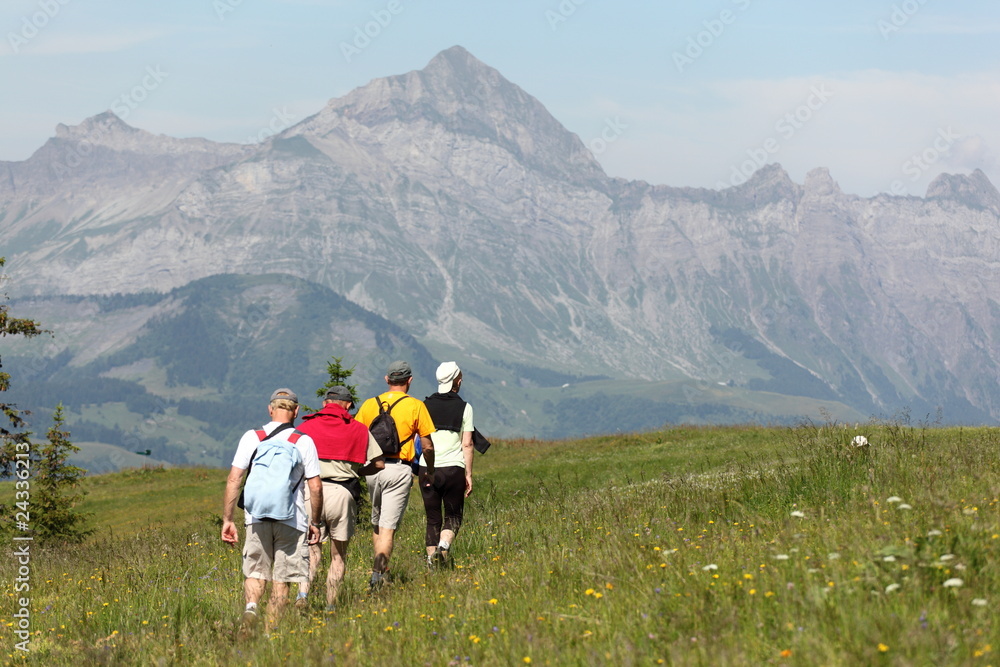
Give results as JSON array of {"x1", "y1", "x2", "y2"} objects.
[
  {"x1": 587, "y1": 69, "x2": 1000, "y2": 196},
  {"x1": 4, "y1": 28, "x2": 168, "y2": 56}
]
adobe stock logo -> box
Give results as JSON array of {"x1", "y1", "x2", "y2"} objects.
[
  {"x1": 213, "y1": 0, "x2": 244, "y2": 22},
  {"x1": 7, "y1": 0, "x2": 72, "y2": 54},
  {"x1": 109, "y1": 66, "x2": 169, "y2": 120},
  {"x1": 587, "y1": 117, "x2": 628, "y2": 156},
  {"x1": 245, "y1": 107, "x2": 298, "y2": 144},
  {"x1": 717, "y1": 84, "x2": 834, "y2": 189},
  {"x1": 673, "y1": 0, "x2": 752, "y2": 73},
  {"x1": 876, "y1": 0, "x2": 930, "y2": 40},
  {"x1": 887, "y1": 127, "x2": 960, "y2": 195},
  {"x1": 340, "y1": 0, "x2": 410, "y2": 63},
  {"x1": 545, "y1": 0, "x2": 587, "y2": 32}
]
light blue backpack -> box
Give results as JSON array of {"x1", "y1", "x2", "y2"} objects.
[{"x1": 242, "y1": 426, "x2": 305, "y2": 522}]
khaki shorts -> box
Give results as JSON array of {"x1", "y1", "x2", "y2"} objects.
[
  {"x1": 304, "y1": 481, "x2": 356, "y2": 542},
  {"x1": 243, "y1": 521, "x2": 310, "y2": 583},
  {"x1": 366, "y1": 461, "x2": 413, "y2": 530}
]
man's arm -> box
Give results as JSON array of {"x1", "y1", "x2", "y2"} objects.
[
  {"x1": 306, "y1": 476, "x2": 323, "y2": 545},
  {"x1": 358, "y1": 456, "x2": 384, "y2": 476},
  {"x1": 358, "y1": 429, "x2": 385, "y2": 476},
  {"x1": 221, "y1": 466, "x2": 246, "y2": 544}
]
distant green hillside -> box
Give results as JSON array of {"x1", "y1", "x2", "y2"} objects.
[{"x1": 5, "y1": 273, "x2": 867, "y2": 472}]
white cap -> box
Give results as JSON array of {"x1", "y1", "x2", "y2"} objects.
[{"x1": 436, "y1": 361, "x2": 461, "y2": 393}]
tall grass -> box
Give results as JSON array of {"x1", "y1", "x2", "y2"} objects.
[{"x1": 3, "y1": 423, "x2": 998, "y2": 665}]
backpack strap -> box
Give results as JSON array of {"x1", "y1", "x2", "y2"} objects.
[
  {"x1": 380, "y1": 395, "x2": 412, "y2": 413},
  {"x1": 286, "y1": 430, "x2": 307, "y2": 499}
]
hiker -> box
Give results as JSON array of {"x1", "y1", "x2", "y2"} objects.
[
  {"x1": 420, "y1": 362, "x2": 474, "y2": 568},
  {"x1": 295, "y1": 385, "x2": 384, "y2": 610},
  {"x1": 355, "y1": 360, "x2": 437, "y2": 589},
  {"x1": 221, "y1": 388, "x2": 323, "y2": 633}
]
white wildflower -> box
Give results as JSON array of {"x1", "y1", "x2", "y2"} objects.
[
  {"x1": 897, "y1": 504, "x2": 912, "y2": 510},
  {"x1": 790, "y1": 511, "x2": 805, "y2": 518},
  {"x1": 852, "y1": 435, "x2": 869, "y2": 447},
  {"x1": 972, "y1": 598, "x2": 988, "y2": 606},
  {"x1": 942, "y1": 578, "x2": 964, "y2": 588},
  {"x1": 827, "y1": 552, "x2": 841, "y2": 560},
  {"x1": 702, "y1": 563, "x2": 718, "y2": 571},
  {"x1": 886, "y1": 496, "x2": 903, "y2": 503},
  {"x1": 883, "y1": 556, "x2": 897, "y2": 562},
  {"x1": 939, "y1": 554, "x2": 955, "y2": 562},
  {"x1": 774, "y1": 554, "x2": 790, "y2": 560},
  {"x1": 927, "y1": 529, "x2": 943, "y2": 537},
  {"x1": 885, "y1": 583, "x2": 901, "y2": 593}
]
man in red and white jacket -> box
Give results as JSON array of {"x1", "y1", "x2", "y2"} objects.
[{"x1": 296, "y1": 386, "x2": 383, "y2": 609}]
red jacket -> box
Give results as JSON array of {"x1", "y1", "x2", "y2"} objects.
[{"x1": 297, "y1": 403, "x2": 370, "y2": 464}]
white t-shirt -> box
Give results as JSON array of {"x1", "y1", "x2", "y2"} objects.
[
  {"x1": 232, "y1": 421, "x2": 320, "y2": 531},
  {"x1": 418, "y1": 403, "x2": 473, "y2": 469}
]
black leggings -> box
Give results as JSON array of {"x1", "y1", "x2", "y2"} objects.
[{"x1": 420, "y1": 466, "x2": 466, "y2": 547}]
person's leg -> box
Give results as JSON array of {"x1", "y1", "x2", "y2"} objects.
[
  {"x1": 306, "y1": 543, "x2": 322, "y2": 592},
  {"x1": 241, "y1": 522, "x2": 274, "y2": 630},
  {"x1": 372, "y1": 526, "x2": 395, "y2": 573},
  {"x1": 298, "y1": 483, "x2": 326, "y2": 600},
  {"x1": 327, "y1": 539, "x2": 349, "y2": 607},
  {"x1": 366, "y1": 471, "x2": 384, "y2": 577},
  {"x1": 239, "y1": 578, "x2": 267, "y2": 637},
  {"x1": 322, "y1": 484, "x2": 353, "y2": 606},
  {"x1": 421, "y1": 467, "x2": 444, "y2": 559},
  {"x1": 244, "y1": 577, "x2": 267, "y2": 606},
  {"x1": 268, "y1": 581, "x2": 290, "y2": 625},
  {"x1": 370, "y1": 463, "x2": 412, "y2": 578},
  {"x1": 439, "y1": 467, "x2": 467, "y2": 552},
  {"x1": 269, "y1": 523, "x2": 310, "y2": 624}
]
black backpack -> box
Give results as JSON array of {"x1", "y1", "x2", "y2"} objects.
[{"x1": 369, "y1": 396, "x2": 414, "y2": 457}]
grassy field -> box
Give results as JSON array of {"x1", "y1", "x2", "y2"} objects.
[{"x1": 3, "y1": 421, "x2": 999, "y2": 665}]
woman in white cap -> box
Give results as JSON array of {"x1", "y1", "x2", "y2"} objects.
[{"x1": 419, "y1": 361, "x2": 474, "y2": 567}]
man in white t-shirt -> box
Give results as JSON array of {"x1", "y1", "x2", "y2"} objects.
[{"x1": 221, "y1": 388, "x2": 322, "y2": 635}]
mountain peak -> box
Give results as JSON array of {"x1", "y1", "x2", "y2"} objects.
[
  {"x1": 310, "y1": 46, "x2": 607, "y2": 187},
  {"x1": 803, "y1": 167, "x2": 842, "y2": 196},
  {"x1": 739, "y1": 163, "x2": 800, "y2": 203},
  {"x1": 55, "y1": 111, "x2": 139, "y2": 143},
  {"x1": 926, "y1": 169, "x2": 1000, "y2": 214},
  {"x1": 422, "y1": 45, "x2": 486, "y2": 80}
]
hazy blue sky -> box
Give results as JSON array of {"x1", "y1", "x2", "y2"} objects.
[{"x1": 2, "y1": 0, "x2": 998, "y2": 196}]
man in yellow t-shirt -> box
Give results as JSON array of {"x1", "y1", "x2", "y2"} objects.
[{"x1": 355, "y1": 360, "x2": 436, "y2": 589}]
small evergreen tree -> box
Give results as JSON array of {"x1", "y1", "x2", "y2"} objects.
[
  {"x1": 1, "y1": 257, "x2": 46, "y2": 477},
  {"x1": 0, "y1": 256, "x2": 47, "y2": 536},
  {"x1": 315, "y1": 356, "x2": 358, "y2": 404},
  {"x1": 32, "y1": 405, "x2": 92, "y2": 542}
]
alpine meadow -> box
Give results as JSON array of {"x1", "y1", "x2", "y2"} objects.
[{"x1": 2, "y1": 422, "x2": 999, "y2": 664}]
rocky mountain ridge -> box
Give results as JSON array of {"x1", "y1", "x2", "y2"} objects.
[{"x1": 3, "y1": 45, "x2": 999, "y2": 428}]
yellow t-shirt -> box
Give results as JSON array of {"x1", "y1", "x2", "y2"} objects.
[{"x1": 355, "y1": 391, "x2": 436, "y2": 462}]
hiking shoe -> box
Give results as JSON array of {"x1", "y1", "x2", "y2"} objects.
[
  {"x1": 294, "y1": 597, "x2": 309, "y2": 612},
  {"x1": 369, "y1": 571, "x2": 385, "y2": 592},
  {"x1": 238, "y1": 609, "x2": 258, "y2": 639},
  {"x1": 431, "y1": 547, "x2": 449, "y2": 569}
]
